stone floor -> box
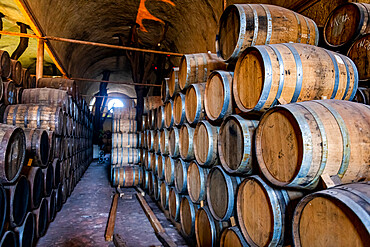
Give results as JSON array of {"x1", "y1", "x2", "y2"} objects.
[{"x1": 37, "y1": 161, "x2": 187, "y2": 247}]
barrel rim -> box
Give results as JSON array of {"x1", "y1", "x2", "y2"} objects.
[
  {"x1": 173, "y1": 92, "x2": 186, "y2": 126},
  {"x1": 220, "y1": 226, "x2": 249, "y2": 247},
  {"x1": 185, "y1": 83, "x2": 204, "y2": 125},
  {"x1": 174, "y1": 158, "x2": 189, "y2": 194},
  {"x1": 169, "y1": 187, "x2": 181, "y2": 221},
  {"x1": 180, "y1": 195, "x2": 198, "y2": 237},
  {"x1": 0, "y1": 184, "x2": 6, "y2": 235},
  {"x1": 194, "y1": 120, "x2": 216, "y2": 167},
  {"x1": 195, "y1": 206, "x2": 218, "y2": 247},
  {"x1": 187, "y1": 160, "x2": 207, "y2": 203}
]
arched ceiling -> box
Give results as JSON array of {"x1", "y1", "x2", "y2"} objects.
[{"x1": 1, "y1": 0, "x2": 368, "y2": 98}]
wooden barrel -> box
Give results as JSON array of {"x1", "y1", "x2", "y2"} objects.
[
  {"x1": 15, "y1": 87, "x2": 23, "y2": 105},
  {"x1": 24, "y1": 129, "x2": 49, "y2": 168},
  {"x1": 4, "y1": 104, "x2": 64, "y2": 135},
  {"x1": 42, "y1": 165, "x2": 54, "y2": 196},
  {"x1": 148, "y1": 109, "x2": 156, "y2": 130},
  {"x1": 185, "y1": 83, "x2": 205, "y2": 125},
  {"x1": 47, "y1": 131, "x2": 56, "y2": 163},
  {"x1": 159, "y1": 128, "x2": 169, "y2": 155},
  {"x1": 187, "y1": 161, "x2": 209, "y2": 203},
  {"x1": 168, "y1": 187, "x2": 181, "y2": 222},
  {"x1": 10, "y1": 60, "x2": 22, "y2": 86},
  {"x1": 32, "y1": 198, "x2": 48, "y2": 238},
  {"x1": 112, "y1": 166, "x2": 142, "y2": 187},
  {"x1": 173, "y1": 92, "x2": 186, "y2": 126},
  {"x1": 164, "y1": 100, "x2": 174, "y2": 128},
  {"x1": 207, "y1": 166, "x2": 242, "y2": 221},
  {"x1": 147, "y1": 130, "x2": 156, "y2": 151},
  {"x1": 256, "y1": 100, "x2": 370, "y2": 189},
  {"x1": 179, "y1": 123, "x2": 195, "y2": 161},
  {"x1": 174, "y1": 159, "x2": 190, "y2": 194},
  {"x1": 51, "y1": 158, "x2": 61, "y2": 188},
  {"x1": 156, "y1": 105, "x2": 165, "y2": 130},
  {"x1": 145, "y1": 151, "x2": 156, "y2": 171},
  {"x1": 0, "y1": 231, "x2": 17, "y2": 246},
  {"x1": 180, "y1": 195, "x2": 199, "y2": 238},
  {"x1": 111, "y1": 148, "x2": 139, "y2": 165},
  {"x1": 147, "y1": 171, "x2": 154, "y2": 196},
  {"x1": 141, "y1": 168, "x2": 149, "y2": 190},
  {"x1": 220, "y1": 226, "x2": 249, "y2": 247},
  {"x1": 160, "y1": 181, "x2": 169, "y2": 209},
  {"x1": 218, "y1": 115, "x2": 259, "y2": 174},
  {"x1": 157, "y1": 154, "x2": 165, "y2": 180},
  {"x1": 169, "y1": 127, "x2": 180, "y2": 157},
  {"x1": 143, "y1": 96, "x2": 162, "y2": 114},
  {"x1": 54, "y1": 184, "x2": 62, "y2": 212},
  {"x1": 194, "y1": 120, "x2": 219, "y2": 167},
  {"x1": 164, "y1": 156, "x2": 175, "y2": 185},
  {"x1": 161, "y1": 78, "x2": 170, "y2": 103},
  {"x1": 21, "y1": 68, "x2": 30, "y2": 89},
  {"x1": 3, "y1": 80, "x2": 16, "y2": 105},
  {"x1": 4, "y1": 175, "x2": 29, "y2": 227},
  {"x1": 195, "y1": 206, "x2": 224, "y2": 247},
  {"x1": 347, "y1": 33, "x2": 370, "y2": 81},
  {"x1": 46, "y1": 189, "x2": 57, "y2": 222},
  {"x1": 153, "y1": 174, "x2": 161, "y2": 201},
  {"x1": 205, "y1": 71, "x2": 234, "y2": 122},
  {"x1": 142, "y1": 115, "x2": 148, "y2": 131},
  {"x1": 233, "y1": 43, "x2": 358, "y2": 113},
  {"x1": 324, "y1": 3, "x2": 370, "y2": 49},
  {"x1": 354, "y1": 87, "x2": 370, "y2": 105},
  {"x1": 21, "y1": 166, "x2": 43, "y2": 209},
  {"x1": 13, "y1": 212, "x2": 35, "y2": 247},
  {"x1": 237, "y1": 175, "x2": 303, "y2": 246},
  {"x1": 0, "y1": 124, "x2": 25, "y2": 184},
  {"x1": 37, "y1": 78, "x2": 76, "y2": 98},
  {"x1": 217, "y1": 4, "x2": 319, "y2": 63},
  {"x1": 292, "y1": 182, "x2": 370, "y2": 247},
  {"x1": 178, "y1": 53, "x2": 226, "y2": 90},
  {"x1": 153, "y1": 130, "x2": 160, "y2": 154},
  {"x1": 21, "y1": 88, "x2": 69, "y2": 114},
  {"x1": 168, "y1": 67, "x2": 180, "y2": 98},
  {"x1": 0, "y1": 50, "x2": 11, "y2": 78}
]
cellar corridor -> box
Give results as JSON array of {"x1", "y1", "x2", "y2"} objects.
[{"x1": 37, "y1": 161, "x2": 185, "y2": 247}]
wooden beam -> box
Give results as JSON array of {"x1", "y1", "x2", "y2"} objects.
[
  {"x1": 105, "y1": 193, "x2": 119, "y2": 241},
  {"x1": 71, "y1": 77, "x2": 161, "y2": 87},
  {"x1": 36, "y1": 38, "x2": 44, "y2": 81}
]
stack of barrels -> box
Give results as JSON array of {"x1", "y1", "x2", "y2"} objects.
[
  {"x1": 110, "y1": 105, "x2": 142, "y2": 187},
  {"x1": 139, "y1": 3, "x2": 370, "y2": 247},
  {"x1": 0, "y1": 54, "x2": 93, "y2": 246}
]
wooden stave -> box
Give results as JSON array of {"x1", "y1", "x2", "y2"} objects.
[
  {"x1": 168, "y1": 187, "x2": 181, "y2": 222},
  {"x1": 179, "y1": 123, "x2": 195, "y2": 161},
  {"x1": 169, "y1": 127, "x2": 180, "y2": 158},
  {"x1": 220, "y1": 226, "x2": 249, "y2": 247},
  {"x1": 168, "y1": 67, "x2": 180, "y2": 98},
  {"x1": 217, "y1": 4, "x2": 319, "y2": 63},
  {"x1": 180, "y1": 195, "x2": 199, "y2": 238},
  {"x1": 218, "y1": 115, "x2": 259, "y2": 174},
  {"x1": 164, "y1": 156, "x2": 176, "y2": 185},
  {"x1": 194, "y1": 120, "x2": 219, "y2": 167},
  {"x1": 206, "y1": 166, "x2": 242, "y2": 221},
  {"x1": 195, "y1": 206, "x2": 223, "y2": 247},
  {"x1": 174, "y1": 158, "x2": 190, "y2": 194},
  {"x1": 204, "y1": 70, "x2": 234, "y2": 122},
  {"x1": 37, "y1": 78, "x2": 76, "y2": 98},
  {"x1": 0, "y1": 50, "x2": 11, "y2": 79},
  {"x1": 187, "y1": 161, "x2": 209, "y2": 203},
  {"x1": 173, "y1": 92, "x2": 186, "y2": 126},
  {"x1": 233, "y1": 43, "x2": 358, "y2": 113},
  {"x1": 292, "y1": 182, "x2": 370, "y2": 247},
  {"x1": 21, "y1": 88, "x2": 69, "y2": 114},
  {"x1": 185, "y1": 83, "x2": 206, "y2": 125},
  {"x1": 324, "y1": 3, "x2": 370, "y2": 49},
  {"x1": 164, "y1": 100, "x2": 174, "y2": 129},
  {"x1": 159, "y1": 128, "x2": 169, "y2": 155},
  {"x1": 255, "y1": 100, "x2": 370, "y2": 189}
]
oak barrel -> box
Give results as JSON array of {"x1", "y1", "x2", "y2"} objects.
[
  {"x1": 14, "y1": 212, "x2": 35, "y2": 247},
  {"x1": 10, "y1": 60, "x2": 22, "y2": 86},
  {"x1": 220, "y1": 226, "x2": 248, "y2": 247},
  {"x1": 164, "y1": 100, "x2": 174, "y2": 128},
  {"x1": 42, "y1": 165, "x2": 54, "y2": 196},
  {"x1": 161, "y1": 78, "x2": 170, "y2": 103},
  {"x1": 204, "y1": 71, "x2": 234, "y2": 121},
  {"x1": 3, "y1": 80, "x2": 16, "y2": 105},
  {"x1": 164, "y1": 156, "x2": 175, "y2": 185},
  {"x1": 174, "y1": 159, "x2": 190, "y2": 194},
  {"x1": 160, "y1": 181, "x2": 169, "y2": 209},
  {"x1": 21, "y1": 166, "x2": 43, "y2": 209},
  {"x1": 293, "y1": 182, "x2": 370, "y2": 247},
  {"x1": 180, "y1": 195, "x2": 199, "y2": 238},
  {"x1": 256, "y1": 100, "x2": 370, "y2": 189},
  {"x1": 22, "y1": 88, "x2": 69, "y2": 114},
  {"x1": 187, "y1": 161, "x2": 209, "y2": 203},
  {"x1": 0, "y1": 231, "x2": 16, "y2": 246},
  {"x1": 347, "y1": 33, "x2": 370, "y2": 81},
  {"x1": 195, "y1": 206, "x2": 223, "y2": 247},
  {"x1": 185, "y1": 83, "x2": 205, "y2": 125},
  {"x1": 179, "y1": 123, "x2": 195, "y2": 161},
  {"x1": 168, "y1": 67, "x2": 180, "y2": 98},
  {"x1": 21, "y1": 68, "x2": 30, "y2": 89},
  {"x1": 156, "y1": 105, "x2": 165, "y2": 130},
  {"x1": 194, "y1": 120, "x2": 219, "y2": 167},
  {"x1": 354, "y1": 87, "x2": 370, "y2": 105},
  {"x1": 112, "y1": 166, "x2": 142, "y2": 187},
  {"x1": 157, "y1": 154, "x2": 165, "y2": 180},
  {"x1": 169, "y1": 127, "x2": 180, "y2": 158},
  {"x1": 15, "y1": 87, "x2": 23, "y2": 105},
  {"x1": 153, "y1": 130, "x2": 160, "y2": 154},
  {"x1": 24, "y1": 129, "x2": 49, "y2": 168},
  {"x1": 218, "y1": 115, "x2": 259, "y2": 174},
  {"x1": 233, "y1": 43, "x2": 358, "y2": 113},
  {"x1": 179, "y1": 53, "x2": 226, "y2": 90},
  {"x1": 37, "y1": 78, "x2": 76, "y2": 98},
  {"x1": 0, "y1": 50, "x2": 11, "y2": 78},
  {"x1": 324, "y1": 3, "x2": 370, "y2": 49},
  {"x1": 143, "y1": 96, "x2": 162, "y2": 114},
  {"x1": 46, "y1": 189, "x2": 57, "y2": 222},
  {"x1": 217, "y1": 4, "x2": 319, "y2": 63},
  {"x1": 153, "y1": 174, "x2": 161, "y2": 201},
  {"x1": 32, "y1": 198, "x2": 48, "y2": 238},
  {"x1": 159, "y1": 128, "x2": 169, "y2": 155},
  {"x1": 168, "y1": 187, "x2": 181, "y2": 222},
  {"x1": 207, "y1": 166, "x2": 242, "y2": 221},
  {"x1": 173, "y1": 92, "x2": 186, "y2": 126}
]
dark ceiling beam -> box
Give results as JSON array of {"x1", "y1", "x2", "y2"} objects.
[{"x1": 71, "y1": 77, "x2": 161, "y2": 87}]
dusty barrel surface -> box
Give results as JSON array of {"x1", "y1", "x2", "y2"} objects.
[
  {"x1": 324, "y1": 3, "x2": 370, "y2": 49},
  {"x1": 256, "y1": 100, "x2": 370, "y2": 189},
  {"x1": 4, "y1": 104, "x2": 64, "y2": 135},
  {"x1": 32, "y1": 198, "x2": 48, "y2": 238},
  {"x1": 21, "y1": 166, "x2": 43, "y2": 209},
  {"x1": 178, "y1": 53, "x2": 226, "y2": 90},
  {"x1": 179, "y1": 123, "x2": 195, "y2": 161},
  {"x1": 3, "y1": 80, "x2": 16, "y2": 105},
  {"x1": 180, "y1": 195, "x2": 199, "y2": 238},
  {"x1": 0, "y1": 50, "x2": 11, "y2": 78},
  {"x1": 195, "y1": 206, "x2": 223, "y2": 247},
  {"x1": 185, "y1": 83, "x2": 206, "y2": 125},
  {"x1": 168, "y1": 187, "x2": 181, "y2": 222},
  {"x1": 164, "y1": 100, "x2": 174, "y2": 128},
  {"x1": 207, "y1": 166, "x2": 242, "y2": 221},
  {"x1": 194, "y1": 120, "x2": 219, "y2": 167},
  {"x1": 174, "y1": 159, "x2": 190, "y2": 194},
  {"x1": 169, "y1": 127, "x2": 180, "y2": 157},
  {"x1": 220, "y1": 226, "x2": 249, "y2": 247},
  {"x1": 160, "y1": 181, "x2": 170, "y2": 209},
  {"x1": 14, "y1": 211, "x2": 35, "y2": 247},
  {"x1": 173, "y1": 92, "x2": 186, "y2": 126},
  {"x1": 24, "y1": 128, "x2": 49, "y2": 168},
  {"x1": 112, "y1": 166, "x2": 142, "y2": 187},
  {"x1": 217, "y1": 4, "x2": 319, "y2": 63},
  {"x1": 293, "y1": 182, "x2": 370, "y2": 247},
  {"x1": 347, "y1": 34, "x2": 370, "y2": 81},
  {"x1": 5, "y1": 175, "x2": 29, "y2": 227},
  {"x1": 233, "y1": 43, "x2": 358, "y2": 113},
  {"x1": 218, "y1": 115, "x2": 258, "y2": 174},
  {"x1": 237, "y1": 175, "x2": 303, "y2": 246},
  {"x1": 168, "y1": 67, "x2": 180, "y2": 98},
  {"x1": 37, "y1": 78, "x2": 76, "y2": 98},
  {"x1": 15, "y1": 87, "x2": 23, "y2": 105},
  {"x1": 187, "y1": 161, "x2": 209, "y2": 203},
  {"x1": 22, "y1": 88, "x2": 70, "y2": 114},
  {"x1": 204, "y1": 71, "x2": 234, "y2": 122}
]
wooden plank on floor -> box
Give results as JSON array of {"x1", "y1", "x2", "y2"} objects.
[
  {"x1": 113, "y1": 233, "x2": 128, "y2": 247},
  {"x1": 105, "y1": 193, "x2": 119, "y2": 241}
]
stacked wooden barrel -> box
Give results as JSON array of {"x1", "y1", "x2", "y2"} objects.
[
  {"x1": 136, "y1": 3, "x2": 370, "y2": 247},
  {"x1": 0, "y1": 60, "x2": 94, "y2": 245}
]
